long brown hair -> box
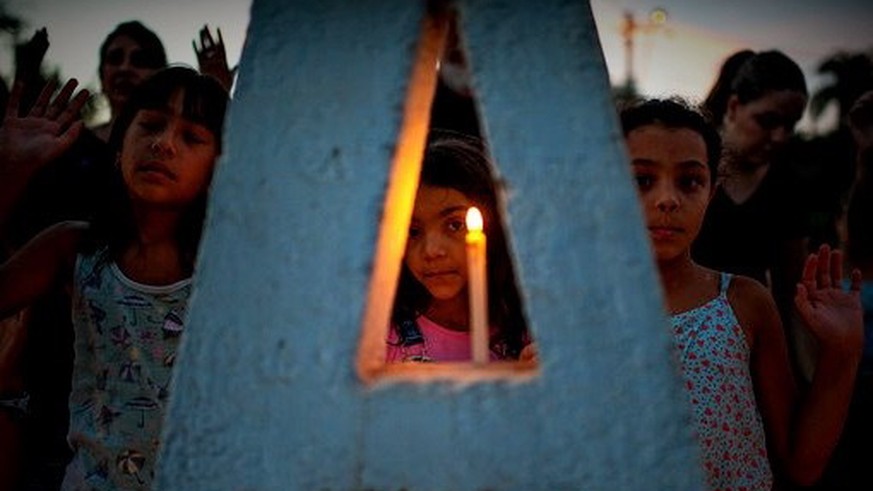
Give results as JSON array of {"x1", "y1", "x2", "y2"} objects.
[
  {"x1": 391, "y1": 130, "x2": 529, "y2": 358},
  {"x1": 702, "y1": 50, "x2": 807, "y2": 126}
]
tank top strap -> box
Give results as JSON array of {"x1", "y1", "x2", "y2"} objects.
[{"x1": 718, "y1": 271, "x2": 733, "y2": 297}]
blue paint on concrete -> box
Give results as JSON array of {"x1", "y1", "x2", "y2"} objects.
[{"x1": 155, "y1": 1, "x2": 704, "y2": 489}]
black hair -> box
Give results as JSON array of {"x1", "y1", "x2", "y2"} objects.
[
  {"x1": 619, "y1": 98, "x2": 722, "y2": 184},
  {"x1": 846, "y1": 143, "x2": 873, "y2": 267},
  {"x1": 99, "y1": 21, "x2": 167, "y2": 73},
  {"x1": 0, "y1": 76, "x2": 7, "y2": 114},
  {"x1": 391, "y1": 131, "x2": 529, "y2": 358},
  {"x1": 849, "y1": 90, "x2": 873, "y2": 132},
  {"x1": 87, "y1": 66, "x2": 229, "y2": 273},
  {"x1": 702, "y1": 50, "x2": 807, "y2": 126},
  {"x1": 843, "y1": 92, "x2": 873, "y2": 267},
  {"x1": 109, "y1": 66, "x2": 228, "y2": 153}
]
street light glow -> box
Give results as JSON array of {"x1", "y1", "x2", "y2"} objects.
[{"x1": 649, "y1": 8, "x2": 667, "y2": 25}]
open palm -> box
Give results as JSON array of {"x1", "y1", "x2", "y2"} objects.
[
  {"x1": 1, "y1": 78, "x2": 90, "y2": 176},
  {"x1": 794, "y1": 244, "x2": 864, "y2": 355},
  {"x1": 193, "y1": 25, "x2": 236, "y2": 91}
]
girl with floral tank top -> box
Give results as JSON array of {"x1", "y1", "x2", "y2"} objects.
[
  {"x1": 0, "y1": 67, "x2": 227, "y2": 490},
  {"x1": 621, "y1": 99, "x2": 864, "y2": 490}
]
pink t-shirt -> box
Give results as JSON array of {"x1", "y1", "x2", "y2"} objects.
[{"x1": 385, "y1": 315, "x2": 502, "y2": 363}]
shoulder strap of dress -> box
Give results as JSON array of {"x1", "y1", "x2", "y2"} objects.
[
  {"x1": 719, "y1": 272, "x2": 733, "y2": 296},
  {"x1": 73, "y1": 250, "x2": 95, "y2": 281}
]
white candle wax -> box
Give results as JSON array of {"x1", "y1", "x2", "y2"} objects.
[{"x1": 466, "y1": 207, "x2": 488, "y2": 365}]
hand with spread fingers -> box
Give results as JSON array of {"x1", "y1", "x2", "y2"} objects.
[
  {"x1": 1, "y1": 78, "x2": 90, "y2": 178},
  {"x1": 794, "y1": 244, "x2": 864, "y2": 357},
  {"x1": 193, "y1": 24, "x2": 236, "y2": 91}
]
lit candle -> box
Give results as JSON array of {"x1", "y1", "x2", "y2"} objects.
[{"x1": 466, "y1": 207, "x2": 489, "y2": 364}]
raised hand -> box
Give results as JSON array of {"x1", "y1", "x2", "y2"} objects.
[
  {"x1": 794, "y1": 244, "x2": 863, "y2": 356},
  {"x1": 1, "y1": 78, "x2": 90, "y2": 176},
  {"x1": 193, "y1": 24, "x2": 236, "y2": 91},
  {"x1": 15, "y1": 28, "x2": 49, "y2": 84}
]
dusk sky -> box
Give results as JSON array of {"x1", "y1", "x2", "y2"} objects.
[
  {"x1": 591, "y1": 0, "x2": 873, "y2": 132},
  {"x1": 2, "y1": 0, "x2": 872, "y2": 133},
  {"x1": 0, "y1": 0, "x2": 252, "y2": 95}
]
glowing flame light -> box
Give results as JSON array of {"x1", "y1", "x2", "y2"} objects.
[{"x1": 466, "y1": 207, "x2": 483, "y2": 233}]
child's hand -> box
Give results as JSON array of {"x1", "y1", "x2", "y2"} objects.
[
  {"x1": 16, "y1": 28, "x2": 49, "y2": 84},
  {"x1": 519, "y1": 342, "x2": 538, "y2": 363},
  {"x1": 794, "y1": 244, "x2": 863, "y2": 358},
  {"x1": 1, "y1": 78, "x2": 90, "y2": 177},
  {"x1": 193, "y1": 25, "x2": 236, "y2": 91}
]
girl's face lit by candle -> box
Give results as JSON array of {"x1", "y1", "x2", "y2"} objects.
[{"x1": 405, "y1": 185, "x2": 472, "y2": 301}]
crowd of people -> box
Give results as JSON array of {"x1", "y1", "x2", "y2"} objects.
[
  {"x1": 0, "y1": 21, "x2": 232, "y2": 491},
  {"x1": 0, "y1": 10, "x2": 870, "y2": 491}
]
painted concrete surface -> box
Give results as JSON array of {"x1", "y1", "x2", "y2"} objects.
[{"x1": 155, "y1": 0, "x2": 704, "y2": 489}]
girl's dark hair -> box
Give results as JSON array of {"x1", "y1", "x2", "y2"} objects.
[
  {"x1": 99, "y1": 21, "x2": 167, "y2": 72},
  {"x1": 846, "y1": 149, "x2": 873, "y2": 267},
  {"x1": 620, "y1": 98, "x2": 722, "y2": 184},
  {"x1": 108, "y1": 66, "x2": 228, "y2": 153},
  {"x1": 849, "y1": 90, "x2": 873, "y2": 132},
  {"x1": 391, "y1": 131, "x2": 529, "y2": 358},
  {"x1": 87, "y1": 66, "x2": 229, "y2": 273},
  {"x1": 702, "y1": 50, "x2": 807, "y2": 126},
  {"x1": 847, "y1": 91, "x2": 873, "y2": 266}
]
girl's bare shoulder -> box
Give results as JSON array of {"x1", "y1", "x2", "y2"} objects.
[
  {"x1": 10, "y1": 221, "x2": 92, "y2": 272},
  {"x1": 726, "y1": 273, "x2": 781, "y2": 342},
  {"x1": 0, "y1": 221, "x2": 90, "y2": 318},
  {"x1": 727, "y1": 274, "x2": 772, "y2": 305},
  {"x1": 33, "y1": 220, "x2": 90, "y2": 254},
  {"x1": 40, "y1": 219, "x2": 90, "y2": 236}
]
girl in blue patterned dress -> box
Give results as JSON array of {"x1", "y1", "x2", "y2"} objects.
[
  {"x1": 620, "y1": 99, "x2": 864, "y2": 490},
  {"x1": 0, "y1": 66, "x2": 228, "y2": 490}
]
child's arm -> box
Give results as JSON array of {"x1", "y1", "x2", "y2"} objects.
[
  {"x1": 740, "y1": 245, "x2": 863, "y2": 486},
  {"x1": 731, "y1": 276, "x2": 797, "y2": 481},
  {"x1": 787, "y1": 245, "x2": 863, "y2": 480},
  {"x1": 0, "y1": 77, "x2": 89, "y2": 228},
  {"x1": 0, "y1": 221, "x2": 87, "y2": 320}
]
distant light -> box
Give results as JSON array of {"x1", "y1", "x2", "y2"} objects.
[{"x1": 649, "y1": 8, "x2": 668, "y2": 25}]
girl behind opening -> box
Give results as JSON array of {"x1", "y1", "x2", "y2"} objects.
[
  {"x1": 621, "y1": 98, "x2": 862, "y2": 490},
  {"x1": 387, "y1": 132, "x2": 529, "y2": 362},
  {"x1": 0, "y1": 66, "x2": 228, "y2": 490}
]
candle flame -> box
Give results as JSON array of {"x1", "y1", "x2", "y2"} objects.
[{"x1": 466, "y1": 207, "x2": 483, "y2": 233}]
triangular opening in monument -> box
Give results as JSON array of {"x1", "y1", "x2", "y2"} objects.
[{"x1": 357, "y1": 2, "x2": 538, "y2": 384}]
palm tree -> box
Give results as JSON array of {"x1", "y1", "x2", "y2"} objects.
[
  {"x1": 0, "y1": 2, "x2": 23, "y2": 115},
  {"x1": 795, "y1": 50, "x2": 873, "y2": 248},
  {"x1": 0, "y1": 2, "x2": 22, "y2": 35},
  {"x1": 809, "y1": 51, "x2": 873, "y2": 130}
]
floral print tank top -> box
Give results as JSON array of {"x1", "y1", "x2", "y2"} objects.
[{"x1": 671, "y1": 273, "x2": 772, "y2": 491}]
